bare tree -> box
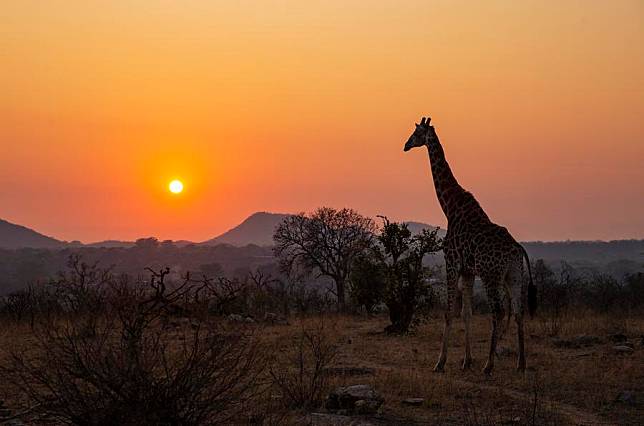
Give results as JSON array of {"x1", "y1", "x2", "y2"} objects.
[{"x1": 273, "y1": 207, "x2": 375, "y2": 311}]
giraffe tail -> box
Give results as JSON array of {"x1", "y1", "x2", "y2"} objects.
[{"x1": 520, "y1": 245, "x2": 537, "y2": 318}]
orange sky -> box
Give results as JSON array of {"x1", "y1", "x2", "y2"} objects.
[{"x1": 1, "y1": 1, "x2": 643, "y2": 242}]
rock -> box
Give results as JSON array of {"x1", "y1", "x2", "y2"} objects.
[
  {"x1": 552, "y1": 335, "x2": 602, "y2": 348},
  {"x1": 354, "y1": 399, "x2": 382, "y2": 415},
  {"x1": 615, "y1": 390, "x2": 637, "y2": 406},
  {"x1": 326, "y1": 384, "x2": 384, "y2": 414},
  {"x1": 244, "y1": 316, "x2": 255, "y2": 323},
  {"x1": 608, "y1": 333, "x2": 628, "y2": 343},
  {"x1": 227, "y1": 314, "x2": 244, "y2": 323},
  {"x1": 613, "y1": 345, "x2": 634, "y2": 354},
  {"x1": 306, "y1": 413, "x2": 375, "y2": 426},
  {"x1": 401, "y1": 398, "x2": 425, "y2": 406},
  {"x1": 323, "y1": 366, "x2": 376, "y2": 377}
]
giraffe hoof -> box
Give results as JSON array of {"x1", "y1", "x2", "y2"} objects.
[
  {"x1": 517, "y1": 361, "x2": 526, "y2": 373},
  {"x1": 483, "y1": 364, "x2": 494, "y2": 376},
  {"x1": 462, "y1": 358, "x2": 473, "y2": 370}
]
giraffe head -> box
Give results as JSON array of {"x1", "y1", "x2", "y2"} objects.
[{"x1": 403, "y1": 117, "x2": 437, "y2": 152}]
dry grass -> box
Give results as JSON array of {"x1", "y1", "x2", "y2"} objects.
[
  {"x1": 259, "y1": 312, "x2": 643, "y2": 425},
  {"x1": 1, "y1": 312, "x2": 643, "y2": 425}
]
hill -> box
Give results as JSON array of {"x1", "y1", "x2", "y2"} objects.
[
  {"x1": 0, "y1": 218, "x2": 65, "y2": 249},
  {"x1": 202, "y1": 212, "x2": 292, "y2": 247},
  {"x1": 404, "y1": 221, "x2": 447, "y2": 238}
]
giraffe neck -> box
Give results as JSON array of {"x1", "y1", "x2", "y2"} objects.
[{"x1": 425, "y1": 135, "x2": 464, "y2": 220}]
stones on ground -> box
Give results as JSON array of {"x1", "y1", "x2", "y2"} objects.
[
  {"x1": 613, "y1": 345, "x2": 634, "y2": 354},
  {"x1": 552, "y1": 335, "x2": 602, "y2": 348},
  {"x1": 401, "y1": 398, "x2": 425, "y2": 406},
  {"x1": 226, "y1": 313, "x2": 255, "y2": 323},
  {"x1": 326, "y1": 384, "x2": 384, "y2": 415},
  {"x1": 323, "y1": 366, "x2": 376, "y2": 376},
  {"x1": 227, "y1": 313, "x2": 244, "y2": 322}
]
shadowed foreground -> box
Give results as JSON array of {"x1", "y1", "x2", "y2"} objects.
[{"x1": 1, "y1": 312, "x2": 642, "y2": 425}]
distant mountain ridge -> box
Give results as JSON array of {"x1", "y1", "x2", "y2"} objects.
[
  {"x1": 0, "y1": 218, "x2": 65, "y2": 249},
  {"x1": 2, "y1": 214, "x2": 642, "y2": 266},
  {"x1": 202, "y1": 212, "x2": 291, "y2": 247}
]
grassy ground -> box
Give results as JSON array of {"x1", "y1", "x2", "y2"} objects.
[
  {"x1": 262, "y1": 312, "x2": 643, "y2": 425},
  {"x1": 1, "y1": 312, "x2": 642, "y2": 425}
]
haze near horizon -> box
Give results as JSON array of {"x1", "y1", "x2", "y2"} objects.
[{"x1": 2, "y1": 1, "x2": 643, "y2": 242}]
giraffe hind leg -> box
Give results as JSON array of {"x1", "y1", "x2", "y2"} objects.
[
  {"x1": 507, "y1": 262, "x2": 527, "y2": 372},
  {"x1": 482, "y1": 278, "x2": 504, "y2": 376},
  {"x1": 460, "y1": 274, "x2": 475, "y2": 370},
  {"x1": 497, "y1": 282, "x2": 512, "y2": 349}
]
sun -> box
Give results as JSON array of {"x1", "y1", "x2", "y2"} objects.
[{"x1": 168, "y1": 179, "x2": 184, "y2": 194}]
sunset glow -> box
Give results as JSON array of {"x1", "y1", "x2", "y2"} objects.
[{"x1": 1, "y1": 1, "x2": 643, "y2": 242}]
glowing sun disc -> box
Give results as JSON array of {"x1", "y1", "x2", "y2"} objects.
[{"x1": 169, "y1": 179, "x2": 184, "y2": 194}]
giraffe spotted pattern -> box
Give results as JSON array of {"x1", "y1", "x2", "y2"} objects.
[{"x1": 404, "y1": 116, "x2": 536, "y2": 375}]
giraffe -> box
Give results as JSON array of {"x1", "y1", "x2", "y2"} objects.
[{"x1": 403, "y1": 117, "x2": 536, "y2": 374}]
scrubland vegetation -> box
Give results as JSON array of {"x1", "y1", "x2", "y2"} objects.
[{"x1": 0, "y1": 208, "x2": 642, "y2": 425}]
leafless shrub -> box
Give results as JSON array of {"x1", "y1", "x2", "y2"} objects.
[
  {"x1": 1, "y1": 264, "x2": 267, "y2": 425},
  {"x1": 269, "y1": 320, "x2": 337, "y2": 410}
]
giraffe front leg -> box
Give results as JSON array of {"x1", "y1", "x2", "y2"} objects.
[
  {"x1": 433, "y1": 312, "x2": 452, "y2": 373},
  {"x1": 483, "y1": 282, "x2": 503, "y2": 376},
  {"x1": 434, "y1": 262, "x2": 460, "y2": 373},
  {"x1": 461, "y1": 275, "x2": 474, "y2": 370},
  {"x1": 516, "y1": 313, "x2": 526, "y2": 372}
]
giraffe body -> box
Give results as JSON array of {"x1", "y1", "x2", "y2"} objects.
[{"x1": 404, "y1": 117, "x2": 535, "y2": 374}]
